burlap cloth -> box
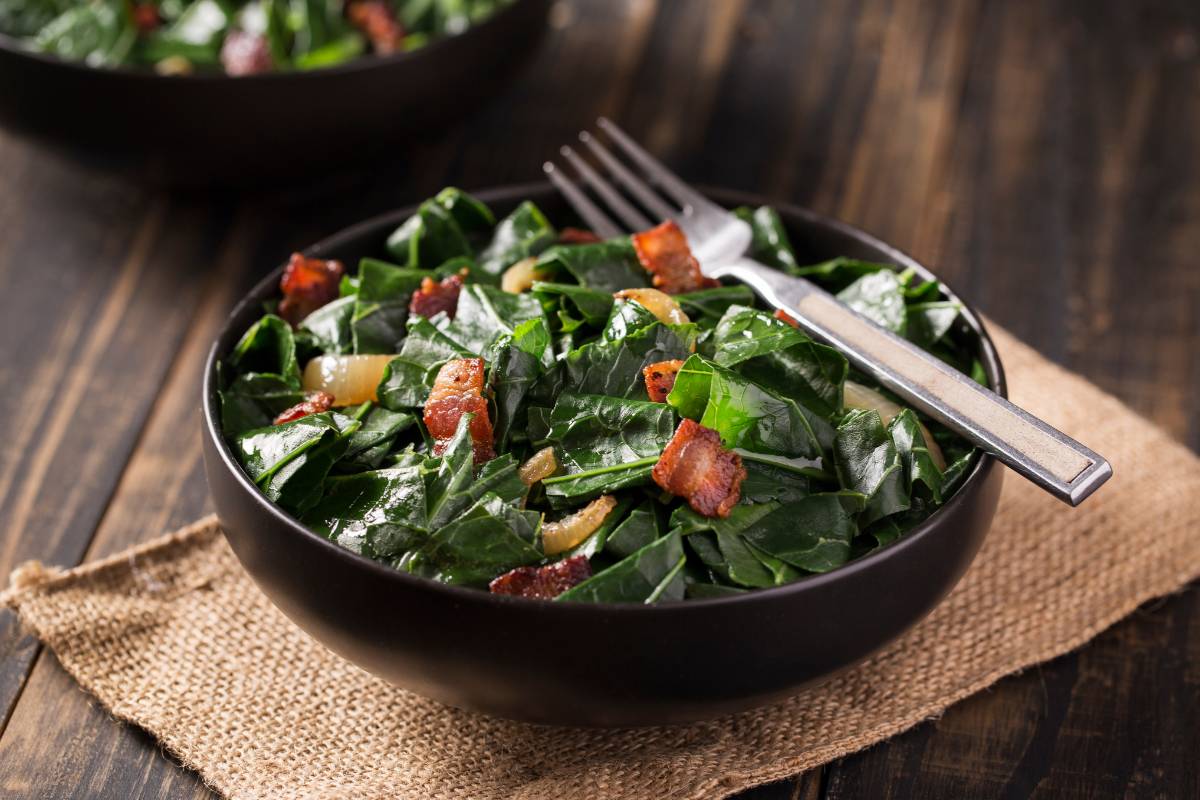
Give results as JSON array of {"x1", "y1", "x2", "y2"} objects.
[{"x1": 4, "y1": 326, "x2": 1199, "y2": 800}]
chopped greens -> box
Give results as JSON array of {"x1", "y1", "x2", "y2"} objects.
[
  {"x1": 1, "y1": 0, "x2": 513, "y2": 75},
  {"x1": 219, "y1": 189, "x2": 986, "y2": 603}
]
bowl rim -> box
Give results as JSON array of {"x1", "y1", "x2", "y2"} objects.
[
  {"x1": 202, "y1": 180, "x2": 1006, "y2": 615},
  {"x1": 0, "y1": 0, "x2": 543, "y2": 83}
]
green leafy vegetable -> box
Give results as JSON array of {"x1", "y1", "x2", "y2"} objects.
[
  {"x1": 557, "y1": 531, "x2": 685, "y2": 604},
  {"x1": 350, "y1": 259, "x2": 428, "y2": 354},
  {"x1": 442, "y1": 284, "x2": 546, "y2": 355},
  {"x1": 541, "y1": 393, "x2": 676, "y2": 505},
  {"x1": 667, "y1": 354, "x2": 825, "y2": 459},
  {"x1": 476, "y1": 201, "x2": 556, "y2": 283},
  {"x1": 601, "y1": 298, "x2": 659, "y2": 341},
  {"x1": 673, "y1": 285, "x2": 757, "y2": 320},
  {"x1": 836, "y1": 270, "x2": 907, "y2": 334},
  {"x1": 833, "y1": 409, "x2": 910, "y2": 525},
  {"x1": 710, "y1": 306, "x2": 848, "y2": 428},
  {"x1": 741, "y1": 495, "x2": 857, "y2": 573},
  {"x1": 218, "y1": 188, "x2": 988, "y2": 603},
  {"x1": 300, "y1": 295, "x2": 356, "y2": 355},
  {"x1": 488, "y1": 317, "x2": 551, "y2": 448},
  {"x1": 228, "y1": 313, "x2": 300, "y2": 385},
  {"x1": 303, "y1": 466, "x2": 428, "y2": 558},
  {"x1": 535, "y1": 240, "x2": 648, "y2": 293},
  {"x1": 6, "y1": 0, "x2": 514, "y2": 74},
  {"x1": 531, "y1": 281, "x2": 614, "y2": 332},
  {"x1": 604, "y1": 502, "x2": 662, "y2": 559},
  {"x1": 888, "y1": 409, "x2": 945, "y2": 502},
  {"x1": 735, "y1": 205, "x2": 798, "y2": 271},
  {"x1": 375, "y1": 315, "x2": 473, "y2": 409},
  {"x1": 401, "y1": 493, "x2": 542, "y2": 586},
  {"x1": 386, "y1": 199, "x2": 472, "y2": 268},
  {"x1": 564, "y1": 322, "x2": 691, "y2": 399}
]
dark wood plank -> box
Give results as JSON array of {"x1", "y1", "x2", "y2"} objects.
[
  {"x1": 738, "y1": 771, "x2": 823, "y2": 800},
  {"x1": 823, "y1": 592, "x2": 1200, "y2": 800},
  {"x1": 0, "y1": 212, "x2": 264, "y2": 799},
  {"x1": 0, "y1": 142, "x2": 239, "y2": 727}
]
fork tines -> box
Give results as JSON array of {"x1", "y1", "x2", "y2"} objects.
[{"x1": 544, "y1": 118, "x2": 720, "y2": 238}]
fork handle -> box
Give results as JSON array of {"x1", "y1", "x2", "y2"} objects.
[{"x1": 708, "y1": 258, "x2": 1112, "y2": 505}]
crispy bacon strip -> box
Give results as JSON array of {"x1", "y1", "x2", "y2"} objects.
[
  {"x1": 774, "y1": 309, "x2": 801, "y2": 328},
  {"x1": 489, "y1": 555, "x2": 592, "y2": 599},
  {"x1": 347, "y1": 0, "x2": 405, "y2": 54},
  {"x1": 272, "y1": 391, "x2": 335, "y2": 425},
  {"x1": 220, "y1": 30, "x2": 274, "y2": 76},
  {"x1": 558, "y1": 227, "x2": 602, "y2": 245},
  {"x1": 631, "y1": 220, "x2": 719, "y2": 294},
  {"x1": 409, "y1": 269, "x2": 466, "y2": 320},
  {"x1": 643, "y1": 359, "x2": 684, "y2": 403},
  {"x1": 424, "y1": 357, "x2": 496, "y2": 464},
  {"x1": 278, "y1": 253, "x2": 345, "y2": 326},
  {"x1": 652, "y1": 419, "x2": 745, "y2": 518}
]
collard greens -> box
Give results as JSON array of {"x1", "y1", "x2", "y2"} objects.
[{"x1": 220, "y1": 189, "x2": 985, "y2": 603}]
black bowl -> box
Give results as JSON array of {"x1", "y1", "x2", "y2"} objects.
[
  {"x1": 0, "y1": 0, "x2": 550, "y2": 185},
  {"x1": 202, "y1": 183, "x2": 1006, "y2": 726}
]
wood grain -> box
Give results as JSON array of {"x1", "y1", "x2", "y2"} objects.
[
  {"x1": 0, "y1": 0, "x2": 1197, "y2": 797},
  {"x1": 0, "y1": 150, "x2": 235, "y2": 728}
]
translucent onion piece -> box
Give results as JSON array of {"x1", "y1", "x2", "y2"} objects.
[
  {"x1": 843, "y1": 380, "x2": 946, "y2": 470},
  {"x1": 155, "y1": 56, "x2": 194, "y2": 76},
  {"x1": 542, "y1": 495, "x2": 617, "y2": 556},
  {"x1": 301, "y1": 355, "x2": 394, "y2": 406},
  {"x1": 518, "y1": 446, "x2": 558, "y2": 485},
  {"x1": 613, "y1": 288, "x2": 691, "y2": 326},
  {"x1": 500, "y1": 257, "x2": 545, "y2": 293}
]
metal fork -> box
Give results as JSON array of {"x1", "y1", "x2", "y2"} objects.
[{"x1": 543, "y1": 118, "x2": 1112, "y2": 506}]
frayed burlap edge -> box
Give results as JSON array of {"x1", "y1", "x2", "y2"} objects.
[{"x1": 9, "y1": 515, "x2": 1192, "y2": 800}]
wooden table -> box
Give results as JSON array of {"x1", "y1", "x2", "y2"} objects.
[{"x1": 1, "y1": 1, "x2": 1197, "y2": 796}]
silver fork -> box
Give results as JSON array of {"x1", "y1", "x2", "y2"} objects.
[{"x1": 543, "y1": 118, "x2": 1112, "y2": 506}]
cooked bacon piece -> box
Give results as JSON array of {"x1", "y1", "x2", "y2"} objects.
[
  {"x1": 652, "y1": 419, "x2": 745, "y2": 518},
  {"x1": 643, "y1": 359, "x2": 684, "y2": 402},
  {"x1": 774, "y1": 309, "x2": 801, "y2": 328},
  {"x1": 631, "y1": 220, "x2": 719, "y2": 294},
  {"x1": 278, "y1": 253, "x2": 345, "y2": 326},
  {"x1": 131, "y1": 3, "x2": 160, "y2": 32},
  {"x1": 220, "y1": 30, "x2": 274, "y2": 76},
  {"x1": 489, "y1": 555, "x2": 592, "y2": 599},
  {"x1": 272, "y1": 391, "x2": 335, "y2": 425},
  {"x1": 409, "y1": 269, "x2": 466, "y2": 320},
  {"x1": 426, "y1": 357, "x2": 486, "y2": 407},
  {"x1": 347, "y1": 0, "x2": 405, "y2": 55},
  {"x1": 424, "y1": 358, "x2": 496, "y2": 464},
  {"x1": 558, "y1": 227, "x2": 602, "y2": 245}
]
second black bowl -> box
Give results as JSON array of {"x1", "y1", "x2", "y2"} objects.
[
  {"x1": 202, "y1": 183, "x2": 1005, "y2": 726},
  {"x1": 0, "y1": 0, "x2": 550, "y2": 184}
]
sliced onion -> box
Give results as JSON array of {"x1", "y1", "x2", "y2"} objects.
[
  {"x1": 542, "y1": 495, "x2": 617, "y2": 556},
  {"x1": 613, "y1": 288, "x2": 691, "y2": 326},
  {"x1": 155, "y1": 56, "x2": 194, "y2": 76},
  {"x1": 518, "y1": 446, "x2": 558, "y2": 485},
  {"x1": 501, "y1": 257, "x2": 545, "y2": 293},
  {"x1": 843, "y1": 380, "x2": 946, "y2": 469},
  {"x1": 302, "y1": 355, "x2": 395, "y2": 406}
]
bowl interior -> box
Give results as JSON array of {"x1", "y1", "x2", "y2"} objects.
[{"x1": 203, "y1": 181, "x2": 1005, "y2": 609}]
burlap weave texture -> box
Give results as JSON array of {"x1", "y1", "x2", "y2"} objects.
[{"x1": 5, "y1": 325, "x2": 1199, "y2": 800}]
